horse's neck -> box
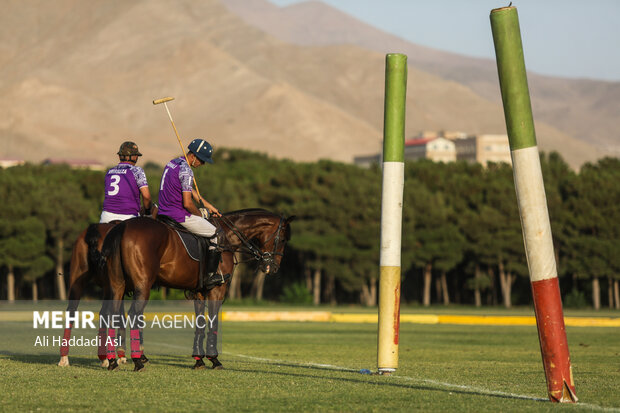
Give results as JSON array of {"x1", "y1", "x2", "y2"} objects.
[{"x1": 222, "y1": 215, "x2": 274, "y2": 247}]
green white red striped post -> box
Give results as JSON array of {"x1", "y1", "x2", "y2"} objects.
[
  {"x1": 377, "y1": 53, "x2": 407, "y2": 374},
  {"x1": 490, "y1": 6, "x2": 577, "y2": 403}
]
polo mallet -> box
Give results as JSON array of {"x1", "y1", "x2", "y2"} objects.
[{"x1": 153, "y1": 97, "x2": 205, "y2": 206}]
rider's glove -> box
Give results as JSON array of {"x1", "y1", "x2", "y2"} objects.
[{"x1": 199, "y1": 207, "x2": 209, "y2": 219}]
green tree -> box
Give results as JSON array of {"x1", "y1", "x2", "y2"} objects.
[
  {"x1": 0, "y1": 166, "x2": 39, "y2": 300},
  {"x1": 37, "y1": 165, "x2": 94, "y2": 299},
  {"x1": 569, "y1": 158, "x2": 620, "y2": 309},
  {"x1": 481, "y1": 163, "x2": 527, "y2": 308}
]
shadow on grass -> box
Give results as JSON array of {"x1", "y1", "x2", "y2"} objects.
[
  {"x1": 1, "y1": 351, "x2": 548, "y2": 403},
  {"x1": 0, "y1": 352, "x2": 103, "y2": 370},
  {"x1": 0, "y1": 351, "x2": 200, "y2": 370},
  {"x1": 224, "y1": 358, "x2": 548, "y2": 403}
]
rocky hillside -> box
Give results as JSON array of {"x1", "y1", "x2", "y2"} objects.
[{"x1": 1, "y1": 0, "x2": 612, "y2": 169}]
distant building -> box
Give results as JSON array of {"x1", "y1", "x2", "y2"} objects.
[
  {"x1": 42, "y1": 158, "x2": 105, "y2": 171},
  {"x1": 404, "y1": 136, "x2": 456, "y2": 163},
  {"x1": 353, "y1": 131, "x2": 511, "y2": 168},
  {"x1": 453, "y1": 134, "x2": 511, "y2": 166},
  {"x1": 352, "y1": 153, "x2": 381, "y2": 168},
  {"x1": 0, "y1": 158, "x2": 25, "y2": 168}
]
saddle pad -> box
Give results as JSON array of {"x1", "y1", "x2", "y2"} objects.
[{"x1": 175, "y1": 230, "x2": 200, "y2": 261}]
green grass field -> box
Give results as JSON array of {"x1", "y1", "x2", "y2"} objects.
[{"x1": 1, "y1": 312, "x2": 619, "y2": 412}]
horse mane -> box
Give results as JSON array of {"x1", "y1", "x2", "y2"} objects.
[
  {"x1": 223, "y1": 208, "x2": 279, "y2": 217},
  {"x1": 221, "y1": 208, "x2": 291, "y2": 240}
]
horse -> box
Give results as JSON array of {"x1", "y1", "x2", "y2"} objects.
[
  {"x1": 57, "y1": 222, "x2": 130, "y2": 367},
  {"x1": 100, "y1": 209, "x2": 294, "y2": 371}
]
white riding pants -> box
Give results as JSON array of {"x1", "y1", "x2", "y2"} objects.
[
  {"x1": 100, "y1": 211, "x2": 137, "y2": 223},
  {"x1": 181, "y1": 215, "x2": 217, "y2": 248}
]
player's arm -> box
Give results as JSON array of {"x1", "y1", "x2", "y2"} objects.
[
  {"x1": 134, "y1": 167, "x2": 152, "y2": 214},
  {"x1": 191, "y1": 189, "x2": 221, "y2": 217},
  {"x1": 183, "y1": 191, "x2": 201, "y2": 216},
  {"x1": 140, "y1": 186, "x2": 152, "y2": 213}
]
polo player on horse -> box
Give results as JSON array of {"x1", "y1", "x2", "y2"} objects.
[
  {"x1": 100, "y1": 141, "x2": 153, "y2": 223},
  {"x1": 157, "y1": 139, "x2": 223, "y2": 289}
]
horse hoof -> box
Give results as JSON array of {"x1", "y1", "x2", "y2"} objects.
[
  {"x1": 118, "y1": 357, "x2": 127, "y2": 364},
  {"x1": 132, "y1": 357, "x2": 145, "y2": 372},
  {"x1": 58, "y1": 356, "x2": 70, "y2": 367},
  {"x1": 101, "y1": 359, "x2": 110, "y2": 368},
  {"x1": 192, "y1": 359, "x2": 206, "y2": 370},
  {"x1": 107, "y1": 359, "x2": 119, "y2": 371},
  {"x1": 207, "y1": 356, "x2": 223, "y2": 370}
]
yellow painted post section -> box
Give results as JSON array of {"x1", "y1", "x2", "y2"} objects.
[{"x1": 378, "y1": 265, "x2": 401, "y2": 372}]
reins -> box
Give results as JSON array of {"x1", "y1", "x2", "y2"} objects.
[{"x1": 215, "y1": 213, "x2": 285, "y2": 270}]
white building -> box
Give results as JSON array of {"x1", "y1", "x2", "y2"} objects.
[
  {"x1": 353, "y1": 132, "x2": 511, "y2": 167},
  {"x1": 453, "y1": 134, "x2": 511, "y2": 166},
  {"x1": 404, "y1": 137, "x2": 456, "y2": 163}
]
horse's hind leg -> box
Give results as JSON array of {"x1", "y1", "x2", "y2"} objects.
[
  {"x1": 191, "y1": 296, "x2": 207, "y2": 370},
  {"x1": 105, "y1": 283, "x2": 126, "y2": 371},
  {"x1": 116, "y1": 300, "x2": 127, "y2": 364},
  {"x1": 98, "y1": 298, "x2": 111, "y2": 368},
  {"x1": 128, "y1": 290, "x2": 150, "y2": 372},
  {"x1": 138, "y1": 328, "x2": 148, "y2": 364}
]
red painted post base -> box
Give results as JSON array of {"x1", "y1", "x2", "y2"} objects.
[{"x1": 531, "y1": 277, "x2": 578, "y2": 403}]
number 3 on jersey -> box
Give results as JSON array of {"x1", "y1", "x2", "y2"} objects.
[{"x1": 108, "y1": 175, "x2": 121, "y2": 196}]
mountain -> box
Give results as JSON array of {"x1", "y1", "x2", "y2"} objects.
[
  {"x1": 0, "y1": 0, "x2": 612, "y2": 170},
  {"x1": 223, "y1": 0, "x2": 617, "y2": 163}
]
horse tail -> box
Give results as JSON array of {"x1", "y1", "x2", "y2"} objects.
[
  {"x1": 101, "y1": 221, "x2": 127, "y2": 270},
  {"x1": 100, "y1": 221, "x2": 128, "y2": 295},
  {"x1": 85, "y1": 223, "x2": 104, "y2": 273}
]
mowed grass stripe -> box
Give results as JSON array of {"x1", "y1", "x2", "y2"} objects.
[
  {"x1": 1, "y1": 322, "x2": 619, "y2": 411},
  {"x1": 6, "y1": 310, "x2": 619, "y2": 327}
]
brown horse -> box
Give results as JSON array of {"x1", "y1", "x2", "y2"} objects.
[
  {"x1": 101, "y1": 209, "x2": 294, "y2": 371},
  {"x1": 57, "y1": 222, "x2": 125, "y2": 367}
]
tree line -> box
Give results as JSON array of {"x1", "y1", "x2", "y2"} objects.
[{"x1": 0, "y1": 150, "x2": 618, "y2": 310}]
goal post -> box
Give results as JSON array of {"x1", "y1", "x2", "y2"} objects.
[{"x1": 377, "y1": 53, "x2": 407, "y2": 375}]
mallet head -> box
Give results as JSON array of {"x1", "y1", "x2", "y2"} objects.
[{"x1": 153, "y1": 97, "x2": 174, "y2": 105}]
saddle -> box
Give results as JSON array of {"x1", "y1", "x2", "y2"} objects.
[
  {"x1": 157, "y1": 215, "x2": 208, "y2": 261},
  {"x1": 156, "y1": 215, "x2": 229, "y2": 291}
]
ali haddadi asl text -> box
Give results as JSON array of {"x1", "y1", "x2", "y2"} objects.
[{"x1": 34, "y1": 335, "x2": 120, "y2": 348}]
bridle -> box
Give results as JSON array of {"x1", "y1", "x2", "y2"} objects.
[
  {"x1": 217, "y1": 214, "x2": 286, "y2": 274},
  {"x1": 257, "y1": 216, "x2": 286, "y2": 273}
]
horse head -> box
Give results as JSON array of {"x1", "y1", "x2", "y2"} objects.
[
  {"x1": 257, "y1": 214, "x2": 295, "y2": 274},
  {"x1": 217, "y1": 209, "x2": 295, "y2": 275}
]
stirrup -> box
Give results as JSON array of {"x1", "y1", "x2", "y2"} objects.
[{"x1": 205, "y1": 273, "x2": 231, "y2": 289}]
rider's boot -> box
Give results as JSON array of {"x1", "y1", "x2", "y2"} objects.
[{"x1": 204, "y1": 249, "x2": 228, "y2": 289}]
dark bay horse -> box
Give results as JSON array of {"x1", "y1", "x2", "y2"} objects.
[
  {"x1": 58, "y1": 222, "x2": 123, "y2": 367},
  {"x1": 101, "y1": 209, "x2": 294, "y2": 371}
]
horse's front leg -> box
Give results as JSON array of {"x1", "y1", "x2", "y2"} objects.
[
  {"x1": 205, "y1": 292, "x2": 224, "y2": 370},
  {"x1": 59, "y1": 249, "x2": 89, "y2": 367},
  {"x1": 203, "y1": 253, "x2": 234, "y2": 369},
  {"x1": 191, "y1": 296, "x2": 207, "y2": 370},
  {"x1": 58, "y1": 292, "x2": 81, "y2": 367}
]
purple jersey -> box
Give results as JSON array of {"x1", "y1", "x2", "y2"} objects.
[
  {"x1": 158, "y1": 157, "x2": 194, "y2": 223},
  {"x1": 102, "y1": 162, "x2": 148, "y2": 215}
]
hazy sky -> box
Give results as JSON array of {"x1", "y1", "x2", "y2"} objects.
[{"x1": 269, "y1": 0, "x2": 619, "y2": 82}]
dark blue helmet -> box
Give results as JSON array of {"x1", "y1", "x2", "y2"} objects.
[{"x1": 187, "y1": 139, "x2": 214, "y2": 164}]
